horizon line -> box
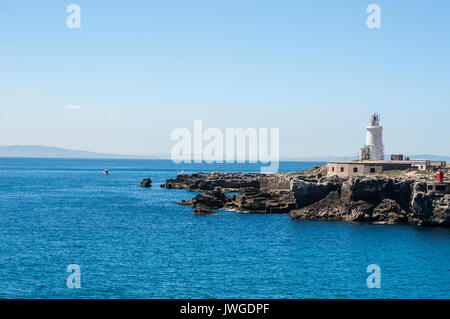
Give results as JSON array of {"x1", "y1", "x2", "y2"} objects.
[{"x1": 0, "y1": 145, "x2": 449, "y2": 161}]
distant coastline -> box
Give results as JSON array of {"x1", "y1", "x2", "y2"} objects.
[
  {"x1": 0, "y1": 145, "x2": 166, "y2": 160},
  {"x1": 1, "y1": 145, "x2": 450, "y2": 162}
]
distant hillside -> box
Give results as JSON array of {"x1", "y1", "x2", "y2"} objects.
[
  {"x1": 282, "y1": 156, "x2": 358, "y2": 162},
  {"x1": 406, "y1": 155, "x2": 450, "y2": 161},
  {"x1": 284, "y1": 155, "x2": 450, "y2": 162},
  {"x1": 0, "y1": 145, "x2": 166, "y2": 159},
  {"x1": 0, "y1": 146, "x2": 449, "y2": 162}
]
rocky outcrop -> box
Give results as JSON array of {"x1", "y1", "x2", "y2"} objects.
[
  {"x1": 193, "y1": 203, "x2": 217, "y2": 215},
  {"x1": 225, "y1": 188, "x2": 296, "y2": 213},
  {"x1": 138, "y1": 178, "x2": 152, "y2": 187},
  {"x1": 177, "y1": 187, "x2": 228, "y2": 209},
  {"x1": 161, "y1": 172, "x2": 260, "y2": 191},
  {"x1": 411, "y1": 182, "x2": 450, "y2": 227},
  {"x1": 290, "y1": 191, "x2": 409, "y2": 224},
  {"x1": 290, "y1": 179, "x2": 341, "y2": 209},
  {"x1": 340, "y1": 177, "x2": 413, "y2": 213},
  {"x1": 161, "y1": 171, "x2": 450, "y2": 227},
  {"x1": 290, "y1": 177, "x2": 414, "y2": 224},
  {"x1": 174, "y1": 186, "x2": 295, "y2": 214}
]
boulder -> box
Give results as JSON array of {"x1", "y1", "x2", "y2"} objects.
[
  {"x1": 193, "y1": 203, "x2": 217, "y2": 215},
  {"x1": 138, "y1": 178, "x2": 152, "y2": 187}
]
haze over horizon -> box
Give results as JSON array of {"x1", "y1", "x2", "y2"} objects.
[
  {"x1": 1, "y1": 1, "x2": 449, "y2": 157},
  {"x1": 1, "y1": 145, "x2": 449, "y2": 162}
]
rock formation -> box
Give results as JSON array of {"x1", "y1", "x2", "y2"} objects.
[
  {"x1": 161, "y1": 172, "x2": 260, "y2": 191},
  {"x1": 411, "y1": 182, "x2": 450, "y2": 227},
  {"x1": 160, "y1": 171, "x2": 450, "y2": 227},
  {"x1": 138, "y1": 178, "x2": 152, "y2": 187}
]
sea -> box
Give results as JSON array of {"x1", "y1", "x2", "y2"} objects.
[{"x1": 0, "y1": 158, "x2": 449, "y2": 299}]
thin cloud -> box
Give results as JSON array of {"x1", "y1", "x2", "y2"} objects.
[{"x1": 67, "y1": 105, "x2": 85, "y2": 110}]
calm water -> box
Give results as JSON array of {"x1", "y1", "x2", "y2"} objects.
[{"x1": 0, "y1": 158, "x2": 449, "y2": 299}]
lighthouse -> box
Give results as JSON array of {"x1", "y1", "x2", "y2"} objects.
[{"x1": 360, "y1": 113, "x2": 384, "y2": 161}]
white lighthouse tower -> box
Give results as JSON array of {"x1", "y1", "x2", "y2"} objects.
[{"x1": 360, "y1": 113, "x2": 384, "y2": 161}]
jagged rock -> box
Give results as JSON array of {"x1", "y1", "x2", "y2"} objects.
[
  {"x1": 343, "y1": 200, "x2": 375, "y2": 221},
  {"x1": 290, "y1": 191, "x2": 343, "y2": 220},
  {"x1": 411, "y1": 182, "x2": 450, "y2": 227},
  {"x1": 193, "y1": 203, "x2": 217, "y2": 215},
  {"x1": 290, "y1": 179, "x2": 340, "y2": 209},
  {"x1": 161, "y1": 172, "x2": 260, "y2": 191},
  {"x1": 177, "y1": 187, "x2": 227, "y2": 209},
  {"x1": 371, "y1": 199, "x2": 408, "y2": 223},
  {"x1": 225, "y1": 188, "x2": 296, "y2": 213},
  {"x1": 291, "y1": 193, "x2": 408, "y2": 224},
  {"x1": 138, "y1": 178, "x2": 152, "y2": 187},
  {"x1": 340, "y1": 177, "x2": 412, "y2": 212},
  {"x1": 160, "y1": 170, "x2": 450, "y2": 227}
]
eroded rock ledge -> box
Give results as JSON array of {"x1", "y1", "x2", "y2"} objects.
[{"x1": 160, "y1": 171, "x2": 450, "y2": 227}]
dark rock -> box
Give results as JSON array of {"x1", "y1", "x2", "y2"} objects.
[
  {"x1": 193, "y1": 203, "x2": 217, "y2": 215},
  {"x1": 290, "y1": 191, "x2": 344, "y2": 220},
  {"x1": 161, "y1": 172, "x2": 260, "y2": 191},
  {"x1": 290, "y1": 179, "x2": 340, "y2": 209},
  {"x1": 176, "y1": 187, "x2": 227, "y2": 209},
  {"x1": 160, "y1": 171, "x2": 450, "y2": 227},
  {"x1": 340, "y1": 177, "x2": 412, "y2": 212},
  {"x1": 371, "y1": 199, "x2": 408, "y2": 223},
  {"x1": 138, "y1": 178, "x2": 152, "y2": 187},
  {"x1": 411, "y1": 182, "x2": 450, "y2": 227},
  {"x1": 222, "y1": 187, "x2": 295, "y2": 213}
]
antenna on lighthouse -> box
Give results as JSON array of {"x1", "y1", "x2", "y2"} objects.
[{"x1": 370, "y1": 113, "x2": 380, "y2": 126}]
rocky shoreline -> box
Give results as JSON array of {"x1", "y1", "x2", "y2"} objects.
[{"x1": 160, "y1": 170, "x2": 450, "y2": 227}]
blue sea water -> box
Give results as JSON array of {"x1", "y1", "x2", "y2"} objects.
[{"x1": 0, "y1": 158, "x2": 449, "y2": 299}]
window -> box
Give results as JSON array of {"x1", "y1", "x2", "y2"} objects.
[
  {"x1": 332, "y1": 167, "x2": 335, "y2": 172},
  {"x1": 340, "y1": 167, "x2": 344, "y2": 172},
  {"x1": 353, "y1": 167, "x2": 358, "y2": 173},
  {"x1": 370, "y1": 168, "x2": 376, "y2": 173}
]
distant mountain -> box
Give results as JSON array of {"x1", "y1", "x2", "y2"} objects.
[
  {"x1": 281, "y1": 156, "x2": 358, "y2": 162},
  {"x1": 283, "y1": 155, "x2": 450, "y2": 162},
  {"x1": 0, "y1": 146, "x2": 449, "y2": 162},
  {"x1": 406, "y1": 155, "x2": 450, "y2": 161},
  {"x1": 0, "y1": 145, "x2": 167, "y2": 159}
]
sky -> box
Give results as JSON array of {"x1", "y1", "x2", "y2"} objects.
[{"x1": 0, "y1": 0, "x2": 449, "y2": 157}]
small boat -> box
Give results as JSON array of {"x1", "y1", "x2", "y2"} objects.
[{"x1": 103, "y1": 169, "x2": 110, "y2": 175}]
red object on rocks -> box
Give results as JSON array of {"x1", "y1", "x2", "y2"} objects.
[{"x1": 436, "y1": 171, "x2": 444, "y2": 182}]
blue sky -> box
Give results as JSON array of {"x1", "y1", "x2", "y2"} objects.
[{"x1": 0, "y1": 0, "x2": 449, "y2": 157}]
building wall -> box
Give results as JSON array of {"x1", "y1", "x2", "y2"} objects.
[
  {"x1": 391, "y1": 154, "x2": 404, "y2": 161},
  {"x1": 411, "y1": 161, "x2": 429, "y2": 171},
  {"x1": 430, "y1": 161, "x2": 447, "y2": 168},
  {"x1": 327, "y1": 162, "x2": 412, "y2": 178},
  {"x1": 327, "y1": 163, "x2": 382, "y2": 178}
]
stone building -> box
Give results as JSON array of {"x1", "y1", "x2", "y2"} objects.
[
  {"x1": 410, "y1": 160, "x2": 447, "y2": 171},
  {"x1": 327, "y1": 161, "x2": 412, "y2": 178},
  {"x1": 391, "y1": 154, "x2": 404, "y2": 161}
]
